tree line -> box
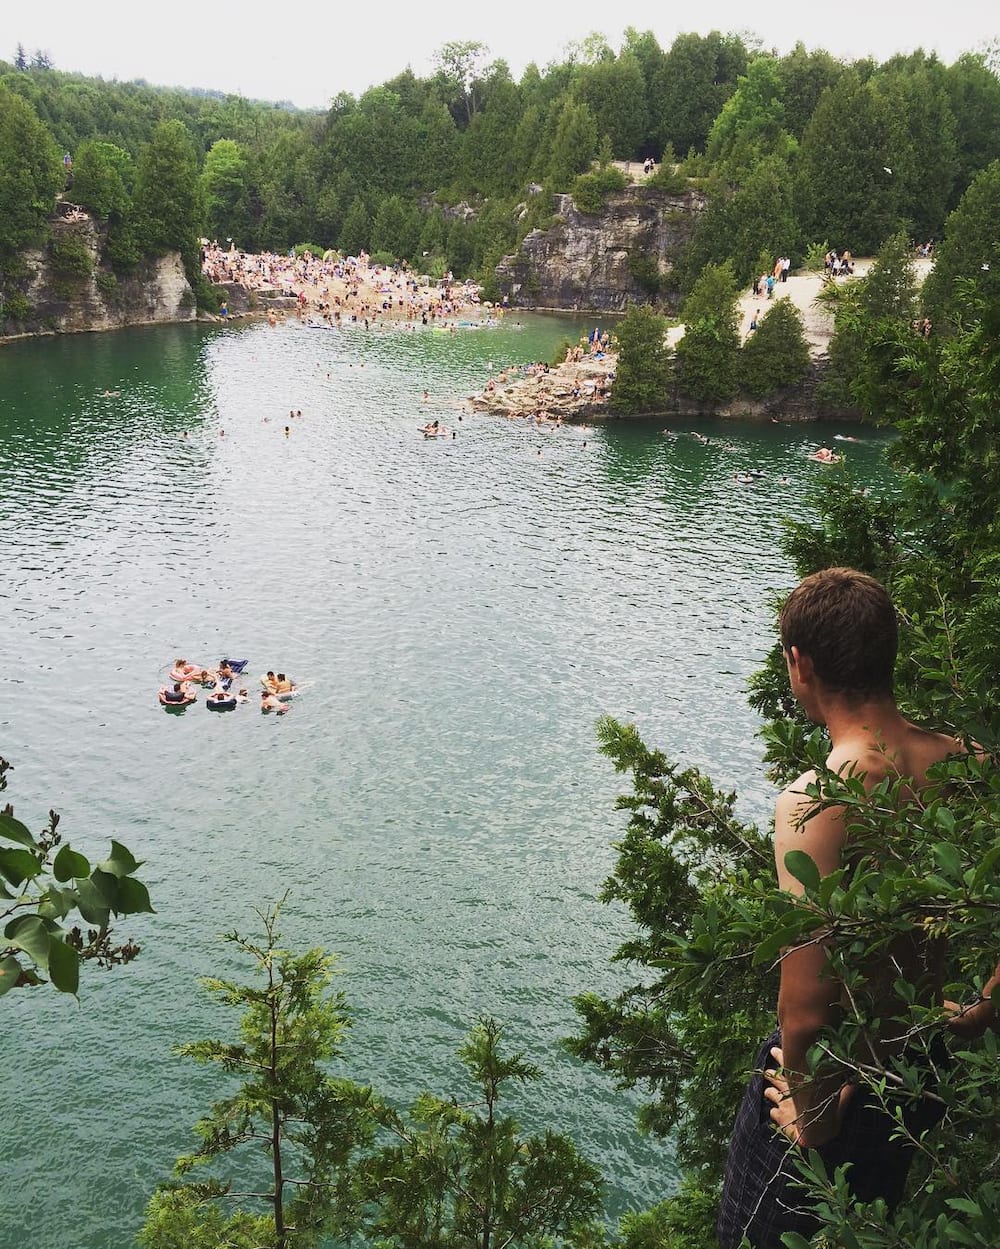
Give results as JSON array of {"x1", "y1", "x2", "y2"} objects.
[{"x1": 1, "y1": 32, "x2": 999, "y2": 327}]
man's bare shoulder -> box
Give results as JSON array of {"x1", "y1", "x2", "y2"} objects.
[
  {"x1": 826, "y1": 725, "x2": 963, "y2": 791},
  {"x1": 774, "y1": 768, "x2": 846, "y2": 883}
]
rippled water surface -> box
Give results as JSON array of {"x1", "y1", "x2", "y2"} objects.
[{"x1": 0, "y1": 318, "x2": 892, "y2": 1247}]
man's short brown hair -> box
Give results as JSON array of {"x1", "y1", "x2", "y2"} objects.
[{"x1": 779, "y1": 567, "x2": 898, "y2": 698}]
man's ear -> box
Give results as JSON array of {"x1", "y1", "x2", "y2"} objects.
[{"x1": 788, "y1": 645, "x2": 815, "y2": 681}]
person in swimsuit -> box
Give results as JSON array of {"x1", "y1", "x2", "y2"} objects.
[{"x1": 718, "y1": 568, "x2": 998, "y2": 1248}]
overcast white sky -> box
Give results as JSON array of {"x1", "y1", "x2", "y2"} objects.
[{"x1": 9, "y1": 0, "x2": 997, "y2": 109}]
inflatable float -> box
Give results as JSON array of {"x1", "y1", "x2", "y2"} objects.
[
  {"x1": 159, "y1": 687, "x2": 196, "y2": 708},
  {"x1": 207, "y1": 693, "x2": 238, "y2": 711},
  {"x1": 170, "y1": 661, "x2": 208, "y2": 683}
]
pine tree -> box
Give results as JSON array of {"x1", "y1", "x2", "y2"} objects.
[
  {"x1": 139, "y1": 901, "x2": 376, "y2": 1249},
  {"x1": 739, "y1": 296, "x2": 811, "y2": 397},
  {"x1": 675, "y1": 262, "x2": 741, "y2": 405},
  {"x1": 609, "y1": 303, "x2": 673, "y2": 414},
  {"x1": 363, "y1": 1018, "x2": 604, "y2": 1249}
]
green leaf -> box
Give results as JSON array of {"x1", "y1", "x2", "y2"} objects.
[
  {"x1": 0, "y1": 812, "x2": 37, "y2": 848},
  {"x1": 0, "y1": 954, "x2": 23, "y2": 996},
  {"x1": 932, "y1": 841, "x2": 962, "y2": 878},
  {"x1": 88, "y1": 868, "x2": 120, "y2": 907},
  {"x1": 75, "y1": 878, "x2": 111, "y2": 928},
  {"x1": 783, "y1": 849, "x2": 821, "y2": 892},
  {"x1": 37, "y1": 886, "x2": 77, "y2": 921},
  {"x1": 53, "y1": 843, "x2": 91, "y2": 882},
  {"x1": 116, "y1": 876, "x2": 154, "y2": 915},
  {"x1": 97, "y1": 840, "x2": 140, "y2": 878},
  {"x1": 47, "y1": 938, "x2": 79, "y2": 995},
  {"x1": 945, "y1": 1197, "x2": 982, "y2": 1216},
  {"x1": 4, "y1": 914, "x2": 52, "y2": 971},
  {"x1": 0, "y1": 847, "x2": 43, "y2": 886}
]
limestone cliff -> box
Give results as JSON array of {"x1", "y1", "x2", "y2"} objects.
[
  {"x1": 496, "y1": 186, "x2": 707, "y2": 313},
  {"x1": 1, "y1": 213, "x2": 196, "y2": 340}
]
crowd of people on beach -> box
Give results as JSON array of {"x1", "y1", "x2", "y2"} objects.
[
  {"x1": 201, "y1": 242, "x2": 490, "y2": 331},
  {"x1": 474, "y1": 327, "x2": 615, "y2": 424}
]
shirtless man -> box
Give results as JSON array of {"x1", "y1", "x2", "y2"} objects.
[{"x1": 718, "y1": 567, "x2": 998, "y2": 1248}]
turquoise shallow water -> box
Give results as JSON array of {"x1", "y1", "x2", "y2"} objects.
[{"x1": 0, "y1": 317, "x2": 892, "y2": 1247}]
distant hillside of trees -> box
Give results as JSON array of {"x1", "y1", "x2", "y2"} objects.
[{"x1": 1, "y1": 31, "x2": 999, "y2": 319}]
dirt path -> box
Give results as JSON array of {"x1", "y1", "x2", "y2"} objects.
[{"x1": 668, "y1": 256, "x2": 934, "y2": 355}]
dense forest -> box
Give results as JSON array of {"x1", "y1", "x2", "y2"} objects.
[{"x1": 1, "y1": 30, "x2": 999, "y2": 324}]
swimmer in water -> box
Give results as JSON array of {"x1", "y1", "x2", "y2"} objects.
[{"x1": 285, "y1": 426, "x2": 290, "y2": 436}]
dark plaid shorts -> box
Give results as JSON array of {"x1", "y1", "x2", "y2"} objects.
[{"x1": 716, "y1": 1030, "x2": 946, "y2": 1249}]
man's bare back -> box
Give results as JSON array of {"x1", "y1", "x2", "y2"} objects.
[{"x1": 719, "y1": 568, "x2": 993, "y2": 1249}]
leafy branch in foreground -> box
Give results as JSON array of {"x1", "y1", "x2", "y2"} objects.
[
  {"x1": 0, "y1": 755, "x2": 152, "y2": 995},
  {"x1": 567, "y1": 717, "x2": 774, "y2": 1175}
]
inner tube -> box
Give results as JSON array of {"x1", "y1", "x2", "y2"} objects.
[
  {"x1": 159, "y1": 691, "x2": 195, "y2": 707},
  {"x1": 170, "y1": 665, "x2": 203, "y2": 683},
  {"x1": 207, "y1": 696, "x2": 238, "y2": 711}
]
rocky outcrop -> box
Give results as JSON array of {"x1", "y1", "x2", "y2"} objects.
[
  {"x1": 496, "y1": 186, "x2": 707, "y2": 313},
  {"x1": 1, "y1": 213, "x2": 196, "y2": 340},
  {"x1": 470, "y1": 347, "x2": 853, "y2": 423}
]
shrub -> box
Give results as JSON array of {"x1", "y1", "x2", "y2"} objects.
[
  {"x1": 571, "y1": 166, "x2": 628, "y2": 214},
  {"x1": 648, "y1": 164, "x2": 687, "y2": 194},
  {"x1": 1, "y1": 292, "x2": 32, "y2": 323},
  {"x1": 369, "y1": 250, "x2": 397, "y2": 268},
  {"x1": 802, "y1": 239, "x2": 829, "y2": 271},
  {"x1": 629, "y1": 252, "x2": 662, "y2": 297},
  {"x1": 49, "y1": 232, "x2": 93, "y2": 281},
  {"x1": 94, "y1": 270, "x2": 118, "y2": 298},
  {"x1": 293, "y1": 242, "x2": 324, "y2": 258},
  {"x1": 422, "y1": 254, "x2": 448, "y2": 280},
  {"x1": 550, "y1": 337, "x2": 573, "y2": 368},
  {"x1": 47, "y1": 231, "x2": 93, "y2": 298}
]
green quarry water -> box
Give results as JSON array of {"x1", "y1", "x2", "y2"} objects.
[{"x1": 0, "y1": 316, "x2": 892, "y2": 1248}]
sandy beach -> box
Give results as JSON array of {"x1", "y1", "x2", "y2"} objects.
[{"x1": 203, "y1": 245, "x2": 494, "y2": 328}]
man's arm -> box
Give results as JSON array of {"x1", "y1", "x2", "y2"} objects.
[
  {"x1": 946, "y1": 960, "x2": 1000, "y2": 1038},
  {"x1": 767, "y1": 776, "x2": 849, "y2": 1145}
]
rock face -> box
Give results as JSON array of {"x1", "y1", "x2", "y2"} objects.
[
  {"x1": 3, "y1": 214, "x2": 196, "y2": 339},
  {"x1": 496, "y1": 187, "x2": 707, "y2": 313}
]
